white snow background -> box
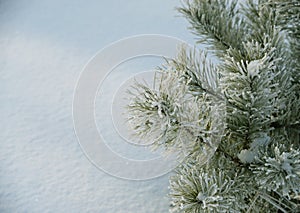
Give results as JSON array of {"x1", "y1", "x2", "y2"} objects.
[{"x1": 0, "y1": 0, "x2": 195, "y2": 212}]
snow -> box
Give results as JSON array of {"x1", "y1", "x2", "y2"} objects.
[{"x1": 0, "y1": 0, "x2": 194, "y2": 212}]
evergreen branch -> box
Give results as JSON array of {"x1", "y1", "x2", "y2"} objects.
[
  {"x1": 270, "y1": 0, "x2": 300, "y2": 38},
  {"x1": 250, "y1": 140, "x2": 300, "y2": 200},
  {"x1": 178, "y1": 0, "x2": 247, "y2": 58},
  {"x1": 258, "y1": 192, "x2": 289, "y2": 213},
  {"x1": 127, "y1": 70, "x2": 223, "y2": 161},
  {"x1": 221, "y1": 53, "x2": 278, "y2": 160},
  {"x1": 242, "y1": 0, "x2": 299, "y2": 126},
  {"x1": 169, "y1": 163, "x2": 247, "y2": 213},
  {"x1": 126, "y1": 1, "x2": 300, "y2": 212},
  {"x1": 159, "y1": 46, "x2": 222, "y2": 99},
  {"x1": 246, "y1": 191, "x2": 259, "y2": 213}
]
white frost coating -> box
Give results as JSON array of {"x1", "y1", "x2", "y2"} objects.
[
  {"x1": 238, "y1": 149, "x2": 255, "y2": 164},
  {"x1": 247, "y1": 59, "x2": 262, "y2": 78}
]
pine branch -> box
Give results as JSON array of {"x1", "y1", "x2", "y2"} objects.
[
  {"x1": 159, "y1": 46, "x2": 223, "y2": 101},
  {"x1": 127, "y1": 70, "x2": 224, "y2": 161},
  {"x1": 178, "y1": 0, "x2": 247, "y2": 58},
  {"x1": 126, "y1": 1, "x2": 300, "y2": 212}
]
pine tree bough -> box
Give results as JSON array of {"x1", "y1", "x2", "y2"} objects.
[{"x1": 127, "y1": 0, "x2": 300, "y2": 212}]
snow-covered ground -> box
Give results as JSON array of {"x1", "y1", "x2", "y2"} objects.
[{"x1": 0, "y1": 0, "x2": 194, "y2": 212}]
